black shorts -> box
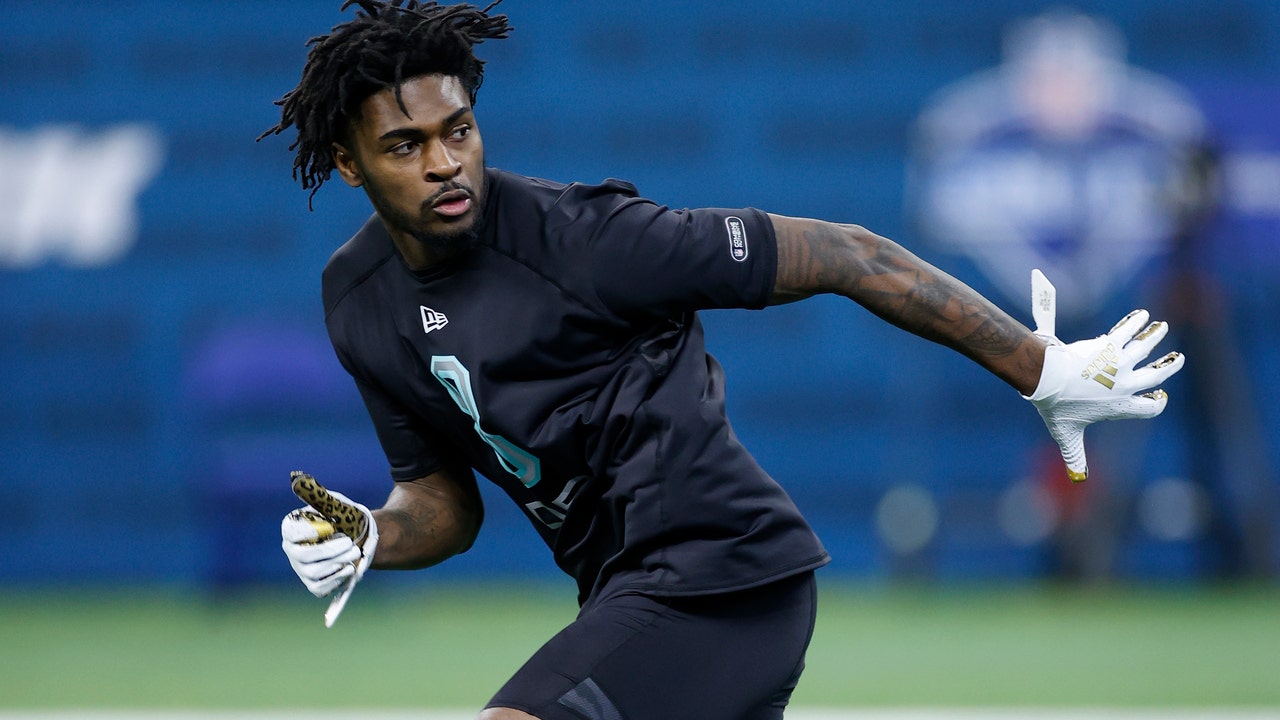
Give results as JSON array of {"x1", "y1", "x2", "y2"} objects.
[{"x1": 486, "y1": 571, "x2": 818, "y2": 720}]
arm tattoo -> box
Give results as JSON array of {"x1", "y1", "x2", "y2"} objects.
[
  {"x1": 772, "y1": 216, "x2": 1042, "y2": 392},
  {"x1": 381, "y1": 501, "x2": 440, "y2": 553},
  {"x1": 372, "y1": 478, "x2": 481, "y2": 570}
]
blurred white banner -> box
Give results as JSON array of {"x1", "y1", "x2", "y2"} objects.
[{"x1": 0, "y1": 124, "x2": 164, "y2": 269}]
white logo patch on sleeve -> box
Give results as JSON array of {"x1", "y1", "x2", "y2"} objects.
[{"x1": 725, "y1": 216, "x2": 748, "y2": 262}]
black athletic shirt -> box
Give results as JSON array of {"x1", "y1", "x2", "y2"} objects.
[{"x1": 323, "y1": 168, "x2": 829, "y2": 607}]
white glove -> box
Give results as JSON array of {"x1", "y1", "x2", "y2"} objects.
[
  {"x1": 281, "y1": 485, "x2": 378, "y2": 625},
  {"x1": 1023, "y1": 269, "x2": 1185, "y2": 482}
]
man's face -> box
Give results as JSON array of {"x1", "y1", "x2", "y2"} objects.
[{"x1": 333, "y1": 74, "x2": 485, "y2": 268}]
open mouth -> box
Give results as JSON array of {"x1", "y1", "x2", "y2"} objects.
[{"x1": 432, "y1": 189, "x2": 472, "y2": 218}]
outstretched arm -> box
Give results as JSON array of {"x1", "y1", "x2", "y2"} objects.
[
  {"x1": 768, "y1": 214, "x2": 1046, "y2": 395},
  {"x1": 768, "y1": 214, "x2": 1184, "y2": 482}
]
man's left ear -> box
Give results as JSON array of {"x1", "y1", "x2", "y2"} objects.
[{"x1": 332, "y1": 143, "x2": 363, "y2": 188}]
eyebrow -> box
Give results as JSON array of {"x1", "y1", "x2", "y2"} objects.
[{"x1": 377, "y1": 107, "x2": 472, "y2": 142}]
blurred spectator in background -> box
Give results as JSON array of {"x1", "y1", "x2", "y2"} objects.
[
  {"x1": 1162, "y1": 139, "x2": 1277, "y2": 579},
  {"x1": 909, "y1": 9, "x2": 1274, "y2": 580}
]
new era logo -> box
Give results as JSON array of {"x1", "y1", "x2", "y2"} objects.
[{"x1": 420, "y1": 306, "x2": 449, "y2": 334}]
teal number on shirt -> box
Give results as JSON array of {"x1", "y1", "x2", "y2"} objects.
[{"x1": 430, "y1": 355, "x2": 542, "y2": 488}]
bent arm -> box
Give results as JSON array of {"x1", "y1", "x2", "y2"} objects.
[
  {"x1": 370, "y1": 465, "x2": 484, "y2": 570},
  {"x1": 768, "y1": 213, "x2": 1046, "y2": 395}
]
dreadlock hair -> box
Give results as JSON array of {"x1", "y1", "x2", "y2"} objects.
[{"x1": 259, "y1": 0, "x2": 511, "y2": 206}]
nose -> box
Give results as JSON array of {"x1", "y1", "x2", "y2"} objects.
[{"x1": 423, "y1": 140, "x2": 462, "y2": 182}]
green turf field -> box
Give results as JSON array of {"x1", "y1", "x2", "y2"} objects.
[{"x1": 1, "y1": 581, "x2": 1277, "y2": 710}]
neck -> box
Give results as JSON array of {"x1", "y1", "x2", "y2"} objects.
[
  {"x1": 384, "y1": 221, "x2": 480, "y2": 272},
  {"x1": 389, "y1": 229, "x2": 441, "y2": 271}
]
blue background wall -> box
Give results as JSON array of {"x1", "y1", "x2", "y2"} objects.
[{"x1": 2, "y1": 0, "x2": 1277, "y2": 590}]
